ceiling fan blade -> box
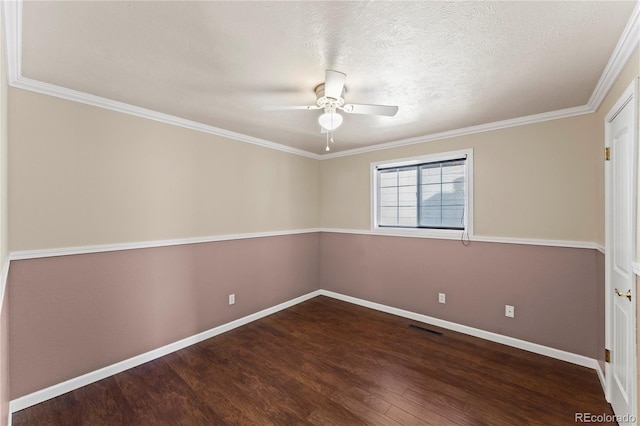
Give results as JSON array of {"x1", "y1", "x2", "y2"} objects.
[
  {"x1": 324, "y1": 70, "x2": 346, "y2": 100},
  {"x1": 262, "y1": 105, "x2": 321, "y2": 111},
  {"x1": 342, "y1": 103, "x2": 399, "y2": 117}
]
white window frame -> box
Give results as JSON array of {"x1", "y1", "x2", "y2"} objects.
[{"x1": 370, "y1": 149, "x2": 474, "y2": 239}]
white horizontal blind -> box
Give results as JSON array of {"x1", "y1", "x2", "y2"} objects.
[
  {"x1": 420, "y1": 159, "x2": 466, "y2": 229},
  {"x1": 378, "y1": 167, "x2": 418, "y2": 227},
  {"x1": 378, "y1": 157, "x2": 466, "y2": 230}
]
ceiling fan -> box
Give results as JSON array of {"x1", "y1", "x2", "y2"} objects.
[{"x1": 264, "y1": 70, "x2": 399, "y2": 151}]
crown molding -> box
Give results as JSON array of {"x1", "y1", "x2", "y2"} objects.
[
  {"x1": 2, "y1": 1, "x2": 638, "y2": 161},
  {"x1": 1, "y1": 0, "x2": 21, "y2": 84},
  {"x1": 587, "y1": 1, "x2": 640, "y2": 111}
]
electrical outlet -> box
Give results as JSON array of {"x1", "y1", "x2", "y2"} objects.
[
  {"x1": 438, "y1": 293, "x2": 446, "y2": 304},
  {"x1": 229, "y1": 294, "x2": 235, "y2": 305},
  {"x1": 505, "y1": 305, "x2": 514, "y2": 318}
]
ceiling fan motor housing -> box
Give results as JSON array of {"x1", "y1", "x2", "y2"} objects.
[{"x1": 315, "y1": 83, "x2": 345, "y2": 110}]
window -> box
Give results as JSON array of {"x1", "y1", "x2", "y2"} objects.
[{"x1": 372, "y1": 150, "x2": 473, "y2": 235}]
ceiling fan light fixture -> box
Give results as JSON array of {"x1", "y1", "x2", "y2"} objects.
[{"x1": 318, "y1": 111, "x2": 343, "y2": 131}]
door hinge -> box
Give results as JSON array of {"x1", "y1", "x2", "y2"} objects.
[
  {"x1": 605, "y1": 147, "x2": 611, "y2": 161},
  {"x1": 605, "y1": 348, "x2": 611, "y2": 363}
]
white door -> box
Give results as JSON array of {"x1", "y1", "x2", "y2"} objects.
[{"x1": 606, "y1": 79, "x2": 638, "y2": 425}]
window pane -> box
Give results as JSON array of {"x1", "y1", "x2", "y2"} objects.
[
  {"x1": 377, "y1": 167, "x2": 417, "y2": 227},
  {"x1": 379, "y1": 171, "x2": 398, "y2": 188},
  {"x1": 398, "y1": 168, "x2": 417, "y2": 186},
  {"x1": 398, "y1": 190, "x2": 416, "y2": 207},
  {"x1": 441, "y1": 162, "x2": 465, "y2": 183},
  {"x1": 421, "y1": 165, "x2": 441, "y2": 185},
  {"x1": 398, "y1": 206, "x2": 417, "y2": 226},
  {"x1": 379, "y1": 207, "x2": 399, "y2": 226},
  {"x1": 379, "y1": 187, "x2": 398, "y2": 206},
  {"x1": 418, "y1": 161, "x2": 465, "y2": 229},
  {"x1": 420, "y1": 206, "x2": 441, "y2": 227},
  {"x1": 398, "y1": 217, "x2": 417, "y2": 227},
  {"x1": 441, "y1": 206, "x2": 465, "y2": 228},
  {"x1": 440, "y1": 182, "x2": 465, "y2": 204},
  {"x1": 421, "y1": 185, "x2": 442, "y2": 206},
  {"x1": 377, "y1": 157, "x2": 467, "y2": 230}
]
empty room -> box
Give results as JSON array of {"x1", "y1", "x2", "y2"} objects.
[{"x1": 0, "y1": 1, "x2": 639, "y2": 425}]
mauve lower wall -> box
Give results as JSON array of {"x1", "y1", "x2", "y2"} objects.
[
  {"x1": 9, "y1": 233, "x2": 319, "y2": 399},
  {"x1": 0, "y1": 294, "x2": 8, "y2": 426},
  {"x1": 320, "y1": 232, "x2": 600, "y2": 358}
]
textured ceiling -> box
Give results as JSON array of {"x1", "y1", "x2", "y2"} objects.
[{"x1": 20, "y1": 1, "x2": 637, "y2": 155}]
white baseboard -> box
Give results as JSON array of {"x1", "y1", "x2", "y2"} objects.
[
  {"x1": 10, "y1": 288, "x2": 602, "y2": 414},
  {"x1": 595, "y1": 361, "x2": 606, "y2": 394},
  {"x1": 319, "y1": 290, "x2": 600, "y2": 370},
  {"x1": 9, "y1": 290, "x2": 322, "y2": 413}
]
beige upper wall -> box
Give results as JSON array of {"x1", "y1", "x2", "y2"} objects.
[
  {"x1": 9, "y1": 88, "x2": 320, "y2": 251},
  {"x1": 321, "y1": 49, "x2": 640, "y2": 244},
  {"x1": 8, "y1": 49, "x2": 639, "y2": 252},
  {"x1": 320, "y1": 113, "x2": 600, "y2": 243},
  {"x1": 1, "y1": 25, "x2": 8, "y2": 266}
]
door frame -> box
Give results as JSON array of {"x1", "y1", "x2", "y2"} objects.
[{"x1": 605, "y1": 77, "x2": 639, "y2": 420}]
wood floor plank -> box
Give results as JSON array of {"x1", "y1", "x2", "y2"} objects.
[
  {"x1": 13, "y1": 391, "x2": 82, "y2": 426},
  {"x1": 335, "y1": 386, "x2": 392, "y2": 415},
  {"x1": 71, "y1": 376, "x2": 135, "y2": 425},
  {"x1": 114, "y1": 357, "x2": 224, "y2": 425},
  {"x1": 328, "y1": 391, "x2": 401, "y2": 426},
  {"x1": 163, "y1": 347, "x2": 257, "y2": 425},
  {"x1": 12, "y1": 296, "x2": 614, "y2": 425},
  {"x1": 177, "y1": 342, "x2": 311, "y2": 425},
  {"x1": 306, "y1": 400, "x2": 368, "y2": 426}
]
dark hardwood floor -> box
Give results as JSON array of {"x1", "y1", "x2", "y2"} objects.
[{"x1": 13, "y1": 296, "x2": 614, "y2": 425}]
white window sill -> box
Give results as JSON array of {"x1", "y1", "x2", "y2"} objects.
[{"x1": 371, "y1": 227, "x2": 469, "y2": 241}]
